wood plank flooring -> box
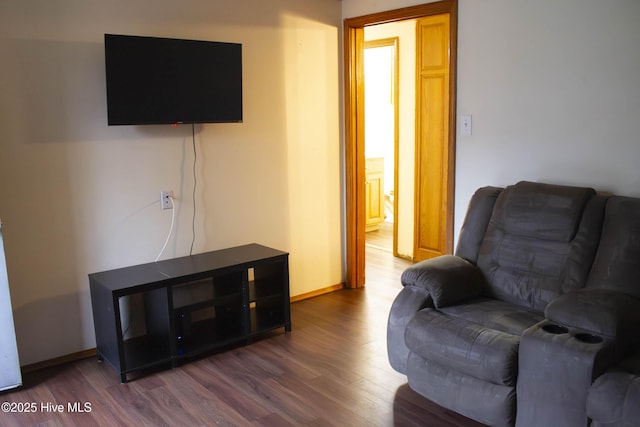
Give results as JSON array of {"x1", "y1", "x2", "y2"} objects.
[
  {"x1": 365, "y1": 220, "x2": 394, "y2": 252},
  {"x1": 0, "y1": 247, "x2": 484, "y2": 426}
]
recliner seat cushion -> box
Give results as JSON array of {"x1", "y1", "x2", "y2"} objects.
[
  {"x1": 405, "y1": 307, "x2": 524, "y2": 386},
  {"x1": 439, "y1": 297, "x2": 544, "y2": 336}
]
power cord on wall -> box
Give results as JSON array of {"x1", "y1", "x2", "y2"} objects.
[
  {"x1": 155, "y1": 195, "x2": 176, "y2": 262},
  {"x1": 155, "y1": 123, "x2": 196, "y2": 262}
]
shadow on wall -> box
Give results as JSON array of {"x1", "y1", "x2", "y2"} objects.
[
  {"x1": 0, "y1": 37, "x2": 174, "y2": 365},
  {"x1": 2, "y1": 37, "x2": 210, "y2": 144},
  {"x1": 12, "y1": 291, "x2": 88, "y2": 366},
  {"x1": 1, "y1": 38, "x2": 118, "y2": 145}
]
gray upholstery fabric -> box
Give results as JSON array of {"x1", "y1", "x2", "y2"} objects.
[
  {"x1": 405, "y1": 308, "x2": 520, "y2": 386},
  {"x1": 499, "y1": 181, "x2": 594, "y2": 241},
  {"x1": 587, "y1": 196, "x2": 640, "y2": 299},
  {"x1": 476, "y1": 181, "x2": 605, "y2": 311},
  {"x1": 440, "y1": 298, "x2": 543, "y2": 336},
  {"x1": 545, "y1": 288, "x2": 640, "y2": 342},
  {"x1": 456, "y1": 186, "x2": 503, "y2": 264},
  {"x1": 588, "y1": 369, "x2": 640, "y2": 427},
  {"x1": 517, "y1": 321, "x2": 617, "y2": 427},
  {"x1": 386, "y1": 285, "x2": 433, "y2": 374},
  {"x1": 400, "y1": 255, "x2": 485, "y2": 308},
  {"x1": 588, "y1": 371, "x2": 629, "y2": 423},
  {"x1": 583, "y1": 196, "x2": 640, "y2": 427},
  {"x1": 407, "y1": 353, "x2": 515, "y2": 427}
]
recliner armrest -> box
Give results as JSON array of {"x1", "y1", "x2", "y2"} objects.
[
  {"x1": 545, "y1": 289, "x2": 640, "y2": 342},
  {"x1": 400, "y1": 255, "x2": 485, "y2": 308}
]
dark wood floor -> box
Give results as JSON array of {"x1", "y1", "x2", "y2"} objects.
[{"x1": 0, "y1": 247, "x2": 484, "y2": 426}]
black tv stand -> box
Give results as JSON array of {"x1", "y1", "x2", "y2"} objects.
[{"x1": 89, "y1": 243, "x2": 290, "y2": 382}]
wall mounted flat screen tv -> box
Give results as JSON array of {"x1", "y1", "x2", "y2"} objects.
[{"x1": 105, "y1": 34, "x2": 242, "y2": 125}]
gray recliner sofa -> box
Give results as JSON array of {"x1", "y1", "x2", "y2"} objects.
[{"x1": 387, "y1": 181, "x2": 640, "y2": 427}]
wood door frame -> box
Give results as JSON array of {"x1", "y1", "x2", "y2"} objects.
[{"x1": 344, "y1": 0, "x2": 458, "y2": 288}]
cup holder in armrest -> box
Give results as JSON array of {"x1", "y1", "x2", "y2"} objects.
[
  {"x1": 541, "y1": 323, "x2": 569, "y2": 334},
  {"x1": 573, "y1": 332, "x2": 603, "y2": 344}
]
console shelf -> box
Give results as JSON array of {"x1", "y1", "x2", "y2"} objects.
[{"x1": 89, "y1": 243, "x2": 290, "y2": 382}]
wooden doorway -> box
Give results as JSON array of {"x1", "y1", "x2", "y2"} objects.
[{"x1": 344, "y1": 1, "x2": 458, "y2": 288}]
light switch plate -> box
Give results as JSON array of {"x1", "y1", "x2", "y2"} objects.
[{"x1": 460, "y1": 115, "x2": 472, "y2": 136}]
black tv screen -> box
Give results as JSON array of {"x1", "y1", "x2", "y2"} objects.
[{"x1": 105, "y1": 34, "x2": 243, "y2": 125}]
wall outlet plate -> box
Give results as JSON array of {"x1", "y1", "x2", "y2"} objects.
[{"x1": 160, "y1": 191, "x2": 173, "y2": 210}]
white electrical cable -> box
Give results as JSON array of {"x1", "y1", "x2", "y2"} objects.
[{"x1": 155, "y1": 196, "x2": 176, "y2": 262}]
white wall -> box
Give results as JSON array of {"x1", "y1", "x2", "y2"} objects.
[
  {"x1": 0, "y1": 0, "x2": 342, "y2": 365},
  {"x1": 455, "y1": 0, "x2": 640, "y2": 236},
  {"x1": 345, "y1": 0, "x2": 640, "y2": 243}
]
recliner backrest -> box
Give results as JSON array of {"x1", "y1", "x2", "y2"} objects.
[
  {"x1": 455, "y1": 186, "x2": 503, "y2": 264},
  {"x1": 474, "y1": 181, "x2": 606, "y2": 312}
]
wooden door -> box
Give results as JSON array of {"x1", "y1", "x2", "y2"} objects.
[{"x1": 413, "y1": 13, "x2": 453, "y2": 262}]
